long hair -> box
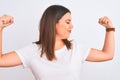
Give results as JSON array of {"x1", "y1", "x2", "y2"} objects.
[{"x1": 35, "y1": 5, "x2": 72, "y2": 61}]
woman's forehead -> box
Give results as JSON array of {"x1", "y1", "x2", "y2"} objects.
[{"x1": 60, "y1": 12, "x2": 72, "y2": 21}]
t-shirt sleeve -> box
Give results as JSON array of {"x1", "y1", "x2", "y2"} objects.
[
  {"x1": 72, "y1": 39, "x2": 91, "y2": 63},
  {"x1": 80, "y1": 45, "x2": 91, "y2": 63},
  {"x1": 15, "y1": 43, "x2": 39, "y2": 68}
]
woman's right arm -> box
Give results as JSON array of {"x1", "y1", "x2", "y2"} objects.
[{"x1": 0, "y1": 14, "x2": 22, "y2": 67}]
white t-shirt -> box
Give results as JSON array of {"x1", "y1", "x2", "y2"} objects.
[{"x1": 15, "y1": 39, "x2": 90, "y2": 80}]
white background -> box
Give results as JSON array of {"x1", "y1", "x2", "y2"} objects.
[{"x1": 0, "y1": 0, "x2": 120, "y2": 80}]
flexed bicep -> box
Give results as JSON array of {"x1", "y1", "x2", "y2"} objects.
[
  {"x1": 86, "y1": 48, "x2": 113, "y2": 62},
  {"x1": 0, "y1": 51, "x2": 22, "y2": 67}
]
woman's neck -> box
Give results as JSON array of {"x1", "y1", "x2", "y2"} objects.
[{"x1": 55, "y1": 39, "x2": 64, "y2": 50}]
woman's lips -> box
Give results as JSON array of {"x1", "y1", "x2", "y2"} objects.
[{"x1": 68, "y1": 30, "x2": 72, "y2": 33}]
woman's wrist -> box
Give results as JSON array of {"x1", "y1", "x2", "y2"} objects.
[{"x1": 106, "y1": 27, "x2": 115, "y2": 32}]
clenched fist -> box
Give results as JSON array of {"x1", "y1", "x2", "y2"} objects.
[
  {"x1": 0, "y1": 14, "x2": 14, "y2": 31},
  {"x1": 98, "y1": 16, "x2": 114, "y2": 28}
]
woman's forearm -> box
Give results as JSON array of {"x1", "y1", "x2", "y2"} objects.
[
  {"x1": 98, "y1": 16, "x2": 115, "y2": 57},
  {"x1": 102, "y1": 30, "x2": 115, "y2": 58}
]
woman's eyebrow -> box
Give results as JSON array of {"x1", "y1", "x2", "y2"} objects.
[{"x1": 65, "y1": 19, "x2": 71, "y2": 21}]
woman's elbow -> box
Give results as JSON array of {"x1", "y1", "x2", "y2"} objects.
[{"x1": 106, "y1": 52, "x2": 114, "y2": 60}]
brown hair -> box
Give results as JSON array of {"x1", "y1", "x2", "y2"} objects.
[{"x1": 35, "y1": 5, "x2": 72, "y2": 61}]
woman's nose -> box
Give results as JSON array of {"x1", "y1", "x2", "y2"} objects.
[{"x1": 70, "y1": 24, "x2": 73, "y2": 29}]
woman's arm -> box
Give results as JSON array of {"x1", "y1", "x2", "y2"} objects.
[
  {"x1": 0, "y1": 14, "x2": 22, "y2": 67},
  {"x1": 86, "y1": 16, "x2": 115, "y2": 62}
]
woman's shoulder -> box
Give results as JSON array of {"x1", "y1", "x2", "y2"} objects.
[
  {"x1": 15, "y1": 42, "x2": 40, "y2": 54},
  {"x1": 70, "y1": 38, "x2": 84, "y2": 46},
  {"x1": 23, "y1": 43, "x2": 39, "y2": 50}
]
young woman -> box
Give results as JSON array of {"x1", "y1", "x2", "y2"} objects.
[{"x1": 0, "y1": 5, "x2": 115, "y2": 80}]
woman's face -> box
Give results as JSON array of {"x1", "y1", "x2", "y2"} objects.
[{"x1": 56, "y1": 12, "x2": 73, "y2": 40}]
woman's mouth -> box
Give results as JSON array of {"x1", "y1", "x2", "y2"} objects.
[{"x1": 67, "y1": 30, "x2": 72, "y2": 33}]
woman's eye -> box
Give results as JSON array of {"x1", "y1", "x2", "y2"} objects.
[{"x1": 66, "y1": 22, "x2": 70, "y2": 24}]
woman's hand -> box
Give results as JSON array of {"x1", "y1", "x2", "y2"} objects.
[
  {"x1": 0, "y1": 14, "x2": 14, "y2": 31},
  {"x1": 98, "y1": 16, "x2": 114, "y2": 28}
]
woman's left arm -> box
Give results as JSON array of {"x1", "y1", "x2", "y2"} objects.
[{"x1": 86, "y1": 16, "x2": 115, "y2": 62}]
